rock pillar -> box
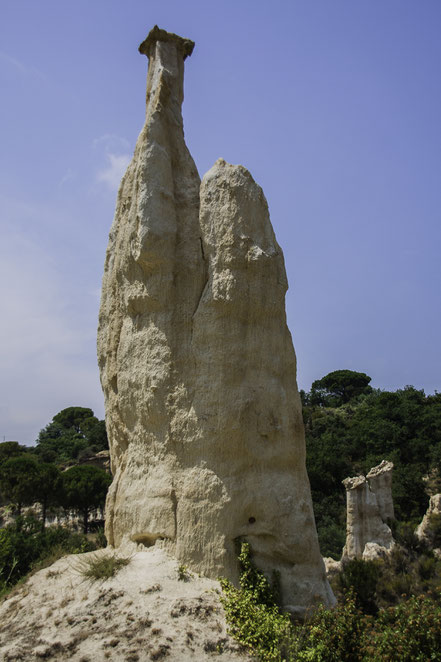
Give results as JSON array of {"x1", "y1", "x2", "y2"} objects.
[
  {"x1": 342, "y1": 461, "x2": 394, "y2": 560},
  {"x1": 98, "y1": 26, "x2": 334, "y2": 613}
]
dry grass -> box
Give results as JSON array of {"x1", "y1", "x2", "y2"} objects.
[{"x1": 77, "y1": 553, "x2": 130, "y2": 581}]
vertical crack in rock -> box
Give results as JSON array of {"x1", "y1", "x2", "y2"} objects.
[{"x1": 98, "y1": 26, "x2": 335, "y2": 612}]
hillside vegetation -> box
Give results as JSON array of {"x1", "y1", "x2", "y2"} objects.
[
  {"x1": 0, "y1": 407, "x2": 111, "y2": 595},
  {"x1": 2, "y1": 380, "x2": 441, "y2": 661},
  {"x1": 301, "y1": 370, "x2": 441, "y2": 558}
]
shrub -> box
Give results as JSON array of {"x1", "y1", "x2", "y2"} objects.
[
  {"x1": 94, "y1": 526, "x2": 107, "y2": 549},
  {"x1": 292, "y1": 592, "x2": 364, "y2": 662},
  {"x1": 338, "y1": 558, "x2": 379, "y2": 614},
  {"x1": 220, "y1": 542, "x2": 292, "y2": 662},
  {"x1": 427, "y1": 513, "x2": 441, "y2": 548},
  {"x1": 220, "y1": 542, "x2": 441, "y2": 661},
  {"x1": 77, "y1": 553, "x2": 130, "y2": 580},
  {"x1": 177, "y1": 563, "x2": 191, "y2": 581},
  {"x1": 365, "y1": 594, "x2": 441, "y2": 661},
  {"x1": 417, "y1": 554, "x2": 437, "y2": 580},
  {"x1": 0, "y1": 516, "x2": 97, "y2": 594},
  {"x1": 393, "y1": 521, "x2": 425, "y2": 555}
]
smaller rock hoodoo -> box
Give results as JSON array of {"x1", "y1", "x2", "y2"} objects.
[{"x1": 342, "y1": 460, "x2": 395, "y2": 561}]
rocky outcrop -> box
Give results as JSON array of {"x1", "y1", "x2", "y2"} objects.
[
  {"x1": 416, "y1": 493, "x2": 441, "y2": 549},
  {"x1": 97, "y1": 26, "x2": 334, "y2": 612},
  {"x1": 342, "y1": 461, "x2": 395, "y2": 560}
]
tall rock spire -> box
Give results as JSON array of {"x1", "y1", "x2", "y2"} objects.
[{"x1": 98, "y1": 27, "x2": 334, "y2": 614}]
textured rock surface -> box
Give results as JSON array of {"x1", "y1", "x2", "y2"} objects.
[
  {"x1": 98, "y1": 26, "x2": 334, "y2": 612},
  {"x1": 366, "y1": 460, "x2": 394, "y2": 522},
  {"x1": 0, "y1": 548, "x2": 253, "y2": 661},
  {"x1": 323, "y1": 557, "x2": 342, "y2": 578},
  {"x1": 342, "y1": 461, "x2": 395, "y2": 560},
  {"x1": 416, "y1": 493, "x2": 441, "y2": 548}
]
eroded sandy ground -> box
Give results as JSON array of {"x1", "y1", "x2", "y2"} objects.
[{"x1": 0, "y1": 547, "x2": 254, "y2": 661}]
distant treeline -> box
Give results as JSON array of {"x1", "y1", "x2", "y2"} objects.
[{"x1": 0, "y1": 407, "x2": 111, "y2": 533}]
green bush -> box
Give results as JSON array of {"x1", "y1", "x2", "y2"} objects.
[
  {"x1": 365, "y1": 594, "x2": 441, "y2": 661},
  {"x1": 338, "y1": 559, "x2": 379, "y2": 614},
  {"x1": 220, "y1": 542, "x2": 292, "y2": 662},
  {"x1": 220, "y1": 542, "x2": 441, "y2": 661},
  {"x1": 94, "y1": 526, "x2": 107, "y2": 549},
  {"x1": 0, "y1": 516, "x2": 97, "y2": 593},
  {"x1": 292, "y1": 592, "x2": 363, "y2": 662},
  {"x1": 427, "y1": 513, "x2": 441, "y2": 548},
  {"x1": 77, "y1": 553, "x2": 130, "y2": 580}
]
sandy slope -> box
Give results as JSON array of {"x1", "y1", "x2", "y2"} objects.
[{"x1": 0, "y1": 547, "x2": 254, "y2": 661}]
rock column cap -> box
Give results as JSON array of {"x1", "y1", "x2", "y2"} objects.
[
  {"x1": 366, "y1": 460, "x2": 393, "y2": 479},
  {"x1": 342, "y1": 475, "x2": 366, "y2": 490},
  {"x1": 138, "y1": 25, "x2": 195, "y2": 60}
]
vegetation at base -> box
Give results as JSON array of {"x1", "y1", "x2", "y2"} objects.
[
  {"x1": 0, "y1": 515, "x2": 101, "y2": 596},
  {"x1": 221, "y1": 542, "x2": 441, "y2": 661},
  {"x1": 301, "y1": 370, "x2": 441, "y2": 558},
  {"x1": 77, "y1": 553, "x2": 130, "y2": 580},
  {"x1": 177, "y1": 563, "x2": 191, "y2": 581},
  {"x1": 220, "y1": 542, "x2": 291, "y2": 661}
]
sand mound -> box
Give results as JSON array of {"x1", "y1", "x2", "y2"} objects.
[{"x1": 0, "y1": 547, "x2": 253, "y2": 661}]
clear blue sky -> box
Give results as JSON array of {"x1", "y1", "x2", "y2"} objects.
[{"x1": 1, "y1": 0, "x2": 440, "y2": 444}]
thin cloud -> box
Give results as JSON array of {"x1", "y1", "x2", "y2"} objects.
[
  {"x1": 0, "y1": 50, "x2": 47, "y2": 81},
  {"x1": 93, "y1": 134, "x2": 130, "y2": 151},
  {"x1": 0, "y1": 51, "x2": 27, "y2": 74},
  {"x1": 59, "y1": 168, "x2": 76, "y2": 187},
  {"x1": 97, "y1": 152, "x2": 131, "y2": 191}
]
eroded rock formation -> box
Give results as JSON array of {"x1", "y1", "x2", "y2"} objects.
[
  {"x1": 98, "y1": 26, "x2": 334, "y2": 612},
  {"x1": 416, "y1": 493, "x2": 441, "y2": 549},
  {"x1": 342, "y1": 460, "x2": 395, "y2": 561}
]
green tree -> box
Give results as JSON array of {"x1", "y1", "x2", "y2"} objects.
[
  {"x1": 0, "y1": 442, "x2": 27, "y2": 465},
  {"x1": 36, "y1": 407, "x2": 108, "y2": 464},
  {"x1": 33, "y1": 463, "x2": 62, "y2": 530},
  {"x1": 61, "y1": 465, "x2": 111, "y2": 533},
  {"x1": 0, "y1": 455, "x2": 41, "y2": 516},
  {"x1": 310, "y1": 369, "x2": 372, "y2": 407}
]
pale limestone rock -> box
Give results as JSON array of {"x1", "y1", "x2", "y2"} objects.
[
  {"x1": 366, "y1": 460, "x2": 394, "y2": 521},
  {"x1": 342, "y1": 461, "x2": 395, "y2": 560},
  {"x1": 362, "y1": 542, "x2": 390, "y2": 561},
  {"x1": 416, "y1": 493, "x2": 441, "y2": 548},
  {"x1": 323, "y1": 557, "x2": 342, "y2": 579},
  {"x1": 97, "y1": 26, "x2": 334, "y2": 612}
]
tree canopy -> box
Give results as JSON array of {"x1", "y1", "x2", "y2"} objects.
[
  {"x1": 35, "y1": 406, "x2": 108, "y2": 464},
  {"x1": 61, "y1": 465, "x2": 112, "y2": 533},
  {"x1": 310, "y1": 369, "x2": 373, "y2": 407},
  {"x1": 0, "y1": 455, "x2": 42, "y2": 516}
]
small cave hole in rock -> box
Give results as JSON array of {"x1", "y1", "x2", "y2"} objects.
[
  {"x1": 131, "y1": 533, "x2": 164, "y2": 548},
  {"x1": 248, "y1": 517, "x2": 256, "y2": 524}
]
